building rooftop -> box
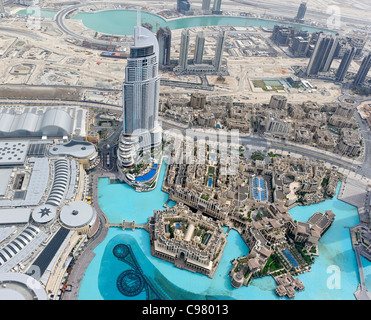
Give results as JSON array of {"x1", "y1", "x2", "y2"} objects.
[
  {"x1": 32, "y1": 204, "x2": 57, "y2": 224},
  {"x1": 0, "y1": 109, "x2": 73, "y2": 138},
  {"x1": 59, "y1": 201, "x2": 95, "y2": 229},
  {"x1": 0, "y1": 272, "x2": 47, "y2": 300},
  {"x1": 0, "y1": 141, "x2": 29, "y2": 166},
  {"x1": 48, "y1": 140, "x2": 96, "y2": 159},
  {"x1": 0, "y1": 208, "x2": 31, "y2": 225},
  {"x1": 0, "y1": 158, "x2": 50, "y2": 208},
  {"x1": 0, "y1": 168, "x2": 12, "y2": 196}
]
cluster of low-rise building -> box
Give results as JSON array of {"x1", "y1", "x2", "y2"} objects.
[
  {"x1": 160, "y1": 134, "x2": 339, "y2": 297},
  {"x1": 160, "y1": 93, "x2": 363, "y2": 158}
]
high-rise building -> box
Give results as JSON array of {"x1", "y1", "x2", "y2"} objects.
[
  {"x1": 306, "y1": 34, "x2": 338, "y2": 76},
  {"x1": 335, "y1": 47, "x2": 355, "y2": 82},
  {"x1": 296, "y1": 2, "x2": 307, "y2": 20},
  {"x1": 351, "y1": 37, "x2": 367, "y2": 60},
  {"x1": 156, "y1": 27, "x2": 172, "y2": 69},
  {"x1": 0, "y1": 0, "x2": 4, "y2": 14},
  {"x1": 178, "y1": 28, "x2": 190, "y2": 71},
  {"x1": 118, "y1": 25, "x2": 161, "y2": 169},
  {"x1": 177, "y1": 0, "x2": 191, "y2": 14},
  {"x1": 190, "y1": 93, "x2": 206, "y2": 109},
  {"x1": 353, "y1": 52, "x2": 371, "y2": 86},
  {"x1": 202, "y1": 0, "x2": 211, "y2": 11},
  {"x1": 322, "y1": 36, "x2": 338, "y2": 72},
  {"x1": 194, "y1": 31, "x2": 205, "y2": 64},
  {"x1": 212, "y1": 0, "x2": 222, "y2": 14},
  {"x1": 271, "y1": 25, "x2": 309, "y2": 47},
  {"x1": 269, "y1": 95, "x2": 287, "y2": 109},
  {"x1": 289, "y1": 36, "x2": 309, "y2": 57},
  {"x1": 213, "y1": 31, "x2": 226, "y2": 72}
]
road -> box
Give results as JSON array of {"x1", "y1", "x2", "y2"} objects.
[
  {"x1": 338, "y1": 83, "x2": 371, "y2": 178},
  {"x1": 54, "y1": 1, "x2": 133, "y2": 48},
  {"x1": 161, "y1": 120, "x2": 362, "y2": 174}
]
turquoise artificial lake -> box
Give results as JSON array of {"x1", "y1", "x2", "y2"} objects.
[
  {"x1": 17, "y1": 8, "x2": 333, "y2": 36},
  {"x1": 78, "y1": 162, "x2": 371, "y2": 300}
]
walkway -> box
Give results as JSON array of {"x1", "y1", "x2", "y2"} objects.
[
  {"x1": 106, "y1": 220, "x2": 148, "y2": 231},
  {"x1": 354, "y1": 244, "x2": 371, "y2": 300},
  {"x1": 61, "y1": 168, "x2": 112, "y2": 300}
]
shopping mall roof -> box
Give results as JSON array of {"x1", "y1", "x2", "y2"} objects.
[
  {"x1": 48, "y1": 140, "x2": 96, "y2": 159},
  {"x1": 0, "y1": 141, "x2": 29, "y2": 166},
  {"x1": 0, "y1": 157, "x2": 50, "y2": 208},
  {"x1": 59, "y1": 201, "x2": 95, "y2": 229},
  {"x1": 0, "y1": 109, "x2": 73, "y2": 138},
  {"x1": 0, "y1": 208, "x2": 31, "y2": 225},
  {"x1": 0, "y1": 168, "x2": 12, "y2": 196},
  {"x1": 32, "y1": 204, "x2": 57, "y2": 224},
  {"x1": 0, "y1": 272, "x2": 48, "y2": 300}
]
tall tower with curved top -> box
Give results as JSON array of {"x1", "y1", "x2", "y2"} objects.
[{"x1": 118, "y1": 24, "x2": 161, "y2": 170}]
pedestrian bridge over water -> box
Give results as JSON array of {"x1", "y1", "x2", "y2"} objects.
[{"x1": 106, "y1": 220, "x2": 148, "y2": 231}]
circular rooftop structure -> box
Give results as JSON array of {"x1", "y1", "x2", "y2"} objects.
[
  {"x1": 32, "y1": 204, "x2": 57, "y2": 224},
  {"x1": 0, "y1": 273, "x2": 47, "y2": 300},
  {"x1": 59, "y1": 201, "x2": 95, "y2": 229}
]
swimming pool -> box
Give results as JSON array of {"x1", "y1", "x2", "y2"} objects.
[
  {"x1": 252, "y1": 177, "x2": 268, "y2": 201},
  {"x1": 208, "y1": 177, "x2": 213, "y2": 187},
  {"x1": 282, "y1": 249, "x2": 299, "y2": 268}
]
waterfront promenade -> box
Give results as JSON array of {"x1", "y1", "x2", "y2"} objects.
[
  {"x1": 354, "y1": 244, "x2": 371, "y2": 300},
  {"x1": 61, "y1": 169, "x2": 115, "y2": 300}
]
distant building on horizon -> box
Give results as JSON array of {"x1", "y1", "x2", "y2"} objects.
[
  {"x1": 353, "y1": 52, "x2": 371, "y2": 86},
  {"x1": 212, "y1": 0, "x2": 222, "y2": 14},
  {"x1": 202, "y1": 0, "x2": 211, "y2": 12},
  {"x1": 14, "y1": 0, "x2": 39, "y2": 5},
  {"x1": 177, "y1": 0, "x2": 191, "y2": 14},
  {"x1": 0, "y1": 0, "x2": 4, "y2": 14},
  {"x1": 295, "y1": 2, "x2": 307, "y2": 21},
  {"x1": 157, "y1": 26, "x2": 172, "y2": 69}
]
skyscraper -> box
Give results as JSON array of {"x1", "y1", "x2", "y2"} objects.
[
  {"x1": 213, "y1": 31, "x2": 226, "y2": 72},
  {"x1": 353, "y1": 52, "x2": 371, "y2": 86},
  {"x1": 178, "y1": 28, "x2": 190, "y2": 71},
  {"x1": 118, "y1": 25, "x2": 161, "y2": 169},
  {"x1": 156, "y1": 27, "x2": 172, "y2": 69},
  {"x1": 335, "y1": 47, "x2": 355, "y2": 82},
  {"x1": 177, "y1": 0, "x2": 191, "y2": 14},
  {"x1": 212, "y1": 0, "x2": 222, "y2": 13},
  {"x1": 306, "y1": 34, "x2": 338, "y2": 76},
  {"x1": 296, "y1": 2, "x2": 307, "y2": 20},
  {"x1": 290, "y1": 36, "x2": 309, "y2": 57},
  {"x1": 194, "y1": 31, "x2": 205, "y2": 64},
  {"x1": 202, "y1": 0, "x2": 211, "y2": 11}
]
